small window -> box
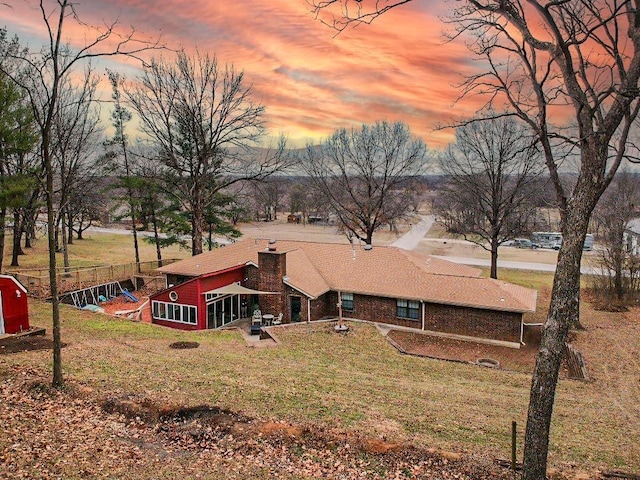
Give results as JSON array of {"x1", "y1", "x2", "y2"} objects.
[
  {"x1": 341, "y1": 292, "x2": 354, "y2": 311},
  {"x1": 397, "y1": 299, "x2": 420, "y2": 320}
]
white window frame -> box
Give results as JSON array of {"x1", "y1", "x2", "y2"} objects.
[{"x1": 152, "y1": 300, "x2": 197, "y2": 325}]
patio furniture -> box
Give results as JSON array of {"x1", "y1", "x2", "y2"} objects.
[
  {"x1": 272, "y1": 313, "x2": 283, "y2": 325},
  {"x1": 262, "y1": 313, "x2": 274, "y2": 326},
  {"x1": 250, "y1": 310, "x2": 263, "y2": 335}
]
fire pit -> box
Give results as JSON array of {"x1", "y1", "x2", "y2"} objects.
[{"x1": 477, "y1": 358, "x2": 500, "y2": 369}]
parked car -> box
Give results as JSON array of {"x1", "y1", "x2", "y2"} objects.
[{"x1": 513, "y1": 238, "x2": 537, "y2": 249}]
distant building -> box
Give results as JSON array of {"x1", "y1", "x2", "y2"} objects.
[
  {"x1": 624, "y1": 219, "x2": 640, "y2": 255},
  {"x1": 150, "y1": 239, "x2": 537, "y2": 347}
]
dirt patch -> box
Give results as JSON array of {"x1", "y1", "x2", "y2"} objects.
[
  {"x1": 387, "y1": 330, "x2": 540, "y2": 374},
  {"x1": 101, "y1": 296, "x2": 152, "y2": 323},
  {"x1": 94, "y1": 394, "x2": 513, "y2": 479},
  {"x1": 168, "y1": 341, "x2": 199, "y2": 349},
  {"x1": 258, "y1": 420, "x2": 304, "y2": 438},
  {"x1": 0, "y1": 335, "x2": 64, "y2": 354}
]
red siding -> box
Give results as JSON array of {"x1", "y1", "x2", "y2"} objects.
[
  {"x1": 151, "y1": 267, "x2": 245, "y2": 330},
  {"x1": 0, "y1": 276, "x2": 29, "y2": 334}
]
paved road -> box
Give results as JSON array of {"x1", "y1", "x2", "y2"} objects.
[
  {"x1": 390, "y1": 215, "x2": 435, "y2": 250},
  {"x1": 432, "y1": 255, "x2": 600, "y2": 275},
  {"x1": 389, "y1": 216, "x2": 602, "y2": 274}
]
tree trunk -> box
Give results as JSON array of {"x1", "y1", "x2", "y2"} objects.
[
  {"x1": 130, "y1": 203, "x2": 140, "y2": 273},
  {"x1": 67, "y1": 208, "x2": 73, "y2": 245},
  {"x1": 61, "y1": 214, "x2": 70, "y2": 273},
  {"x1": 151, "y1": 208, "x2": 162, "y2": 264},
  {"x1": 365, "y1": 227, "x2": 374, "y2": 246},
  {"x1": 192, "y1": 193, "x2": 204, "y2": 256},
  {"x1": 24, "y1": 210, "x2": 36, "y2": 248},
  {"x1": 522, "y1": 208, "x2": 589, "y2": 480},
  {"x1": 192, "y1": 212, "x2": 204, "y2": 255},
  {"x1": 44, "y1": 137, "x2": 63, "y2": 388},
  {"x1": 490, "y1": 237, "x2": 499, "y2": 279},
  {"x1": 54, "y1": 214, "x2": 61, "y2": 252},
  {"x1": 11, "y1": 210, "x2": 22, "y2": 267}
]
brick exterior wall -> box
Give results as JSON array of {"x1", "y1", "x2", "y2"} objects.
[
  {"x1": 310, "y1": 292, "x2": 334, "y2": 320},
  {"x1": 310, "y1": 292, "x2": 522, "y2": 343},
  {"x1": 245, "y1": 265, "x2": 259, "y2": 290},
  {"x1": 257, "y1": 249, "x2": 286, "y2": 317},
  {"x1": 423, "y1": 303, "x2": 521, "y2": 342}
]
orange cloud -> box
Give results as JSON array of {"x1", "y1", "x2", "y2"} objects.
[{"x1": 1, "y1": 0, "x2": 488, "y2": 150}]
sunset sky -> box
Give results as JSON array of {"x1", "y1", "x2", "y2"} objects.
[{"x1": 0, "y1": 1, "x2": 486, "y2": 150}]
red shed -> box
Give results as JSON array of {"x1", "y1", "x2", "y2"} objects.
[{"x1": 0, "y1": 275, "x2": 29, "y2": 335}]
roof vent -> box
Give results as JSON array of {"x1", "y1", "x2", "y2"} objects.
[
  {"x1": 269, "y1": 239, "x2": 277, "y2": 244},
  {"x1": 363, "y1": 244, "x2": 372, "y2": 251}
]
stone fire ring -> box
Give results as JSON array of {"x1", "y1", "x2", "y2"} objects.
[{"x1": 477, "y1": 358, "x2": 500, "y2": 369}]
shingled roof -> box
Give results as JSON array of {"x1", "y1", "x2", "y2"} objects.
[{"x1": 158, "y1": 238, "x2": 536, "y2": 314}]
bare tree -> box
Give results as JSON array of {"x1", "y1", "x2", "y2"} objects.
[
  {"x1": 301, "y1": 121, "x2": 427, "y2": 244},
  {"x1": 105, "y1": 69, "x2": 141, "y2": 268},
  {"x1": 593, "y1": 171, "x2": 640, "y2": 301},
  {"x1": 0, "y1": 0, "x2": 162, "y2": 388},
  {"x1": 126, "y1": 50, "x2": 290, "y2": 255},
  {"x1": 251, "y1": 177, "x2": 286, "y2": 222},
  {"x1": 435, "y1": 115, "x2": 543, "y2": 278},
  {"x1": 50, "y1": 69, "x2": 102, "y2": 272},
  {"x1": 289, "y1": 182, "x2": 310, "y2": 223},
  {"x1": 308, "y1": 2, "x2": 640, "y2": 479}
]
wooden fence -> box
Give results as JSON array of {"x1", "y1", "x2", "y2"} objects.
[
  {"x1": 564, "y1": 343, "x2": 588, "y2": 381},
  {"x1": 8, "y1": 259, "x2": 179, "y2": 298}
]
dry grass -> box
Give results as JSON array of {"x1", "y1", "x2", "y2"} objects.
[
  {"x1": 2, "y1": 231, "x2": 190, "y2": 271},
  {"x1": 3, "y1": 292, "x2": 638, "y2": 474},
  {"x1": 2, "y1": 226, "x2": 638, "y2": 476}
]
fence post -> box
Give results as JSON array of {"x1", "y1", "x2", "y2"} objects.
[{"x1": 511, "y1": 420, "x2": 517, "y2": 472}]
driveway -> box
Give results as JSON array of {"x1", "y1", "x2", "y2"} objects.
[{"x1": 390, "y1": 215, "x2": 435, "y2": 250}]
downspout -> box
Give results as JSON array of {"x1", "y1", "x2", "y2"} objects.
[
  {"x1": 421, "y1": 301, "x2": 425, "y2": 331},
  {"x1": 307, "y1": 297, "x2": 311, "y2": 323},
  {"x1": 520, "y1": 315, "x2": 525, "y2": 345}
]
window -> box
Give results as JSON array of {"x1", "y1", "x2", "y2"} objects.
[
  {"x1": 151, "y1": 300, "x2": 197, "y2": 325},
  {"x1": 341, "y1": 292, "x2": 354, "y2": 311},
  {"x1": 397, "y1": 299, "x2": 420, "y2": 320}
]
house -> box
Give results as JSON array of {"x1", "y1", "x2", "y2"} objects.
[
  {"x1": 149, "y1": 239, "x2": 537, "y2": 347},
  {"x1": 624, "y1": 219, "x2": 640, "y2": 255},
  {"x1": 0, "y1": 274, "x2": 30, "y2": 335}
]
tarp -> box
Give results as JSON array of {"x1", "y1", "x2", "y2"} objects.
[{"x1": 202, "y1": 284, "x2": 278, "y2": 296}]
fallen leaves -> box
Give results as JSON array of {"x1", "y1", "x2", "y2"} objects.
[{"x1": 0, "y1": 366, "x2": 520, "y2": 479}]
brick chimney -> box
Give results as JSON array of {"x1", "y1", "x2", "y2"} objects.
[{"x1": 257, "y1": 248, "x2": 286, "y2": 315}]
